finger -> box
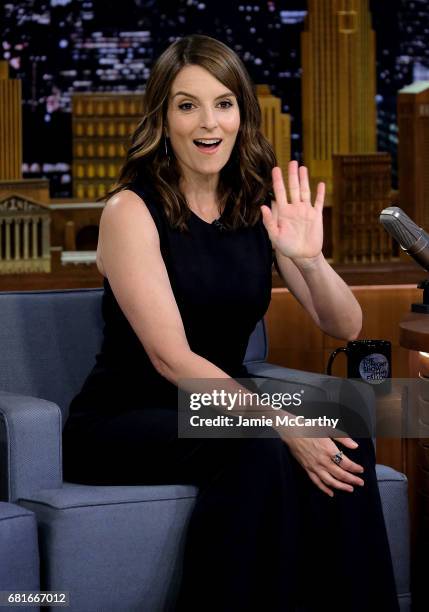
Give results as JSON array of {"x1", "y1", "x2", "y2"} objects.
[
  {"x1": 287, "y1": 160, "x2": 301, "y2": 205},
  {"x1": 260, "y1": 205, "x2": 279, "y2": 240},
  {"x1": 272, "y1": 166, "x2": 288, "y2": 207},
  {"x1": 271, "y1": 199, "x2": 279, "y2": 226},
  {"x1": 333, "y1": 437, "x2": 359, "y2": 449},
  {"x1": 314, "y1": 182, "x2": 325, "y2": 211},
  {"x1": 307, "y1": 470, "x2": 334, "y2": 498},
  {"x1": 298, "y1": 165, "x2": 311, "y2": 204},
  {"x1": 322, "y1": 460, "x2": 365, "y2": 486},
  {"x1": 318, "y1": 470, "x2": 354, "y2": 493},
  {"x1": 335, "y1": 455, "x2": 365, "y2": 474},
  {"x1": 330, "y1": 439, "x2": 364, "y2": 473}
]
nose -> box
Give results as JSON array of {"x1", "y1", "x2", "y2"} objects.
[{"x1": 200, "y1": 106, "x2": 218, "y2": 131}]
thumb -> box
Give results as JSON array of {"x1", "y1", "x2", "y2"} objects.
[{"x1": 260, "y1": 205, "x2": 278, "y2": 240}]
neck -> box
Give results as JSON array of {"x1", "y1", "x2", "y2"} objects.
[{"x1": 179, "y1": 172, "x2": 220, "y2": 215}]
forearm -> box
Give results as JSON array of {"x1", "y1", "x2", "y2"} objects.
[
  {"x1": 157, "y1": 350, "x2": 263, "y2": 415},
  {"x1": 292, "y1": 253, "x2": 362, "y2": 340},
  {"x1": 158, "y1": 349, "x2": 234, "y2": 388},
  {"x1": 156, "y1": 349, "x2": 343, "y2": 439},
  {"x1": 156, "y1": 350, "x2": 289, "y2": 421}
]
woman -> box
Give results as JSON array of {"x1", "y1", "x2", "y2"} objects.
[{"x1": 62, "y1": 34, "x2": 399, "y2": 611}]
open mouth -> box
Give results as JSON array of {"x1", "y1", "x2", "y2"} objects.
[{"x1": 193, "y1": 138, "x2": 222, "y2": 152}]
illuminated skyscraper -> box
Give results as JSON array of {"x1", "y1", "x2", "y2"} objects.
[
  {"x1": 256, "y1": 85, "x2": 291, "y2": 176},
  {"x1": 301, "y1": 0, "x2": 377, "y2": 196},
  {"x1": 72, "y1": 93, "x2": 144, "y2": 200},
  {"x1": 332, "y1": 153, "x2": 393, "y2": 263},
  {"x1": 0, "y1": 60, "x2": 50, "y2": 203},
  {"x1": 0, "y1": 65, "x2": 51, "y2": 275},
  {"x1": 0, "y1": 61, "x2": 22, "y2": 181},
  {"x1": 397, "y1": 82, "x2": 429, "y2": 230}
]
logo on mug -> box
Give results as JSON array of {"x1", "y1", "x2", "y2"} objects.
[
  {"x1": 326, "y1": 339, "x2": 391, "y2": 394},
  {"x1": 358, "y1": 353, "x2": 390, "y2": 384}
]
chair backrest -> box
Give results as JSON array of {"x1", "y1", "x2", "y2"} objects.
[
  {"x1": 0, "y1": 288, "x2": 267, "y2": 418},
  {"x1": 0, "y1": 288, "x2": 104, "y2": 418}
]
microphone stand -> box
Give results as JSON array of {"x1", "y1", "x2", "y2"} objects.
[
  {"x1": 400, "y1": 280, "x2": 429, "y2": 352},
  {"x1": 412, "y1": 280, "x2": 429, "y2": 314}
]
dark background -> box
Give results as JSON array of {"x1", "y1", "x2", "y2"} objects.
[{"x1": 1, "y1": 0, "x2": 426, "y2": 196}]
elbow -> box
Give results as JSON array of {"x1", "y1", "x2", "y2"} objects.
[
  {"x1": 321, "y1": 310, "x2": 362, "y2": 342},
  {"x1": 345, "y1": 328, "x2": 361, "y2": 342},
  {"x1": 344, "y1": 309, "x2": 363, "y2": 342},
  {"x1": 151, "y1": 349, "x2": 192, "y2": 384},
  {"x1": 324, "y1": 325, "x2": 360, "y2": 342},
  {"x1": 152, "y1": 354, "x2": 177, "y2": 383}
]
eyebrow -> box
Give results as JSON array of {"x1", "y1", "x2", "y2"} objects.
[{"x1": 172, "y1": 90, "x2": 235, "y2": 100}]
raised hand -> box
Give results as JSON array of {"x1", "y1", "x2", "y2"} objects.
[{"x1": 261, "y1": 160, "x2": 325, "y2": 261}]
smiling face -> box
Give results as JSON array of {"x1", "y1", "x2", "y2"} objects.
[{"x1": 165, "y1": 64, "x2": 241, "y2": 186}]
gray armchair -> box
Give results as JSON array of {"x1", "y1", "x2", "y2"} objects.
[
  {"x1": 0, "y1": 501, "x2": 40, "y2": 612},
  {"x1": 0, "y1": 288, "x2": 411, "y2": 611}
]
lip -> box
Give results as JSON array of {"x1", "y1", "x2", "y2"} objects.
[{"x1": 193, "y1": 140, "x2": 222, "y2": 155}]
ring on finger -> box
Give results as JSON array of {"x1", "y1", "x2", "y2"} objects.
[{"x1": 331, "y1": 450, "x2": 343, "y2": 466}]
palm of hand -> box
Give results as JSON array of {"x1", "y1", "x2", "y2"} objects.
[{"x1": 261, "y1": 161, "x2": 325, "y2": 260}]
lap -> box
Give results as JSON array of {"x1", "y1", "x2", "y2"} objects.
[
  {"x1": 63, "y1": 407, "x2": 289, "y2": 486},
  {"x1": 63, "y1": 407, "x2": 377, "y2": 492}
]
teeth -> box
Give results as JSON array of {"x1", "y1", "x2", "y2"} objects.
[{"x1": 194, "y1": 139, "x2": 221, "y2": 145}]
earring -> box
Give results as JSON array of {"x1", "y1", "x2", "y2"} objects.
[{"x1": 164, "y1": 136, "x2": 170, "y2": 167}]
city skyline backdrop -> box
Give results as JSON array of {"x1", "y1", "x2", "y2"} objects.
[{"x1": 1, "y1": 0, "x2": 428, "y2": 196}]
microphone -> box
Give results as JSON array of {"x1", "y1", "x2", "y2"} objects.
[
  {"x1": 212, "y1": 218, "x2": 226, "y2": 232},
  {"x1": 379, "y1": 206, "x2": 429, "y2": 272}
]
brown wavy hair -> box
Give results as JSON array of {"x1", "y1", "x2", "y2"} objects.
[{"x1": 106, "y1": 34, "x2": 277, "y2": 231}]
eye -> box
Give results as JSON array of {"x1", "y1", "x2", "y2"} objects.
[
  {"x1": 218, "y1": 100, "x2": 233, "y2": 109},
  {"x1": 178, "y1": 102, "x2": 194, "y2": 111},
  {"x1": 179, "y1": 102, "x2": 193, "y2": 110},
  {"x1": 178, "y1": 100, "x2": 234, "y2": 111}
]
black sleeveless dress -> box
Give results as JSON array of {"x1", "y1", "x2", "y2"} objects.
[
  {"x1": 63, "y1": 181, "x2": 272, "y2": 423},
  {"x1": 62, "y1": 183, "x2": 399, "y2": 612}
]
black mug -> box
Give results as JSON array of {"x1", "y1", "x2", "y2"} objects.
[{"x1": 327, "y1": 339, "x2": 391, "y2": 393}]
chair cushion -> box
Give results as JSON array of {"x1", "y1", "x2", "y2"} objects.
[
  {"x1": 19, "y1": 481, "x2": 197, "y2": 509},
  {"x1": 18, "y1": 483, "x2": 197, "y2": 612}
]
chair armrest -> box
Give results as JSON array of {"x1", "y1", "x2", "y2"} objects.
[
  {"x1": 376, "y1": 465, "x2": 410, "y2": 596},
  {"x1": 0, "y1": 391, "x2": 62, "y2": 502},
  {"x1": 245, "y1": 362, "x2": 376, "y2": 437},
  {"x1": 245, "y1": 362, "x2": 338, "y2": 389},
  {"x1": 0, "y1": 502, "x2": 40, "y2": 599}
]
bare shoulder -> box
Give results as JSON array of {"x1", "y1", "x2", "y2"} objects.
[
  {"x1": 97, "y1": 189, "x2": 159, "y2": 276},
  {"x1": 101, "y1": 189, "x2": 158, "y2": 236}
]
